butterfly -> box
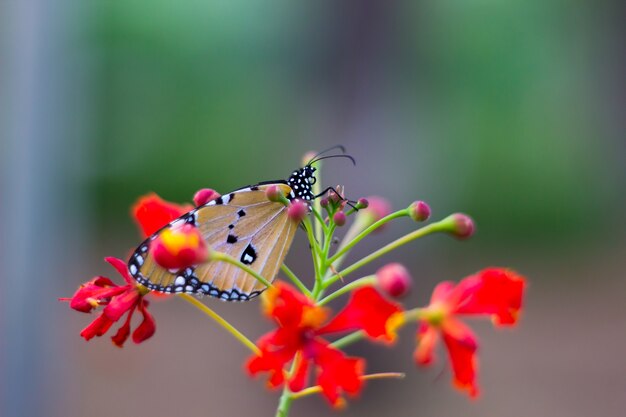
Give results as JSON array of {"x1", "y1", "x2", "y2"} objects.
[{"x1": 127, "y1": 146, "x2": 355, "y2": 301}]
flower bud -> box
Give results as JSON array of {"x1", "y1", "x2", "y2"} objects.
[
  {"x1": 356, "y1": 198, "x2": 369, "y2": 209},
  {"x1": 193, "y1": 188, "x2": 220, "y2": 207},
  {"x1": 287, "y1": 199, "x2": 308, "y2": 223},
  {"x1": 328, "y1": 185, "x2": 344, "y2": 204},
  {"x1": 265, "y1": 185, "x2": 285, "y2": 203},
  {"x1": 319, "y1": 197, "x2": 329, "y2": 208},
  {"x1": 151, "y1": 224, "x2": 209, "y2": 270},
  {"x1": 376, "y1": 263, "x2": 412, "y2": 298},
  {"x1": 408, "y1": 200, "x2": 431, "y2": 222},
  {"x1": 333, "y1": 211, "x2": 346, "y2": 226},
  {"x1": 446, "y1": 213, "x2": 475, "y2": 239}
]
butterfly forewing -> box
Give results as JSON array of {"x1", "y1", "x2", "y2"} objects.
[{"x1": 129, "y1": 183, "x2": 297, "y2": 301}]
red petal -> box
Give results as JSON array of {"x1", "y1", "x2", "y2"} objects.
[
  {"x1": 430, "y1": 281, "x2": 456, "y2": 304},
  {"x1": 80, "y1": 314, "x2": 114, "y2": 341},
  {"x1": 131, "y1": 193, "x2": 193, "y2": 238},
  {"x1": 454, "y1": 268, "x2": 526, "y2": 326},
  {"x1": 442, "y1": 317, "x2": 478, "y2": 351},
  {"x1": 65, "y1": 277, "x2": 125, "y2": 313},
  {"x1": 262, "y1": 282, "x2": 314, "y2": 328},
  {"x1": 442, "y1": 320, "x2": 479, "y2": 398},
  {"x1": 315, "y1": 344, "x2": 365, "y2": 407},
  {"x1": 105, "y1": 257, "x2": 134, "y2": 285},
  {"x1": 246, "y1": 338, "x2": 296, "y2": 389},
  {"x1": 287, "y1": 355, "x2": 312, "y2": 393},
  {"x1": 414, "y1": 322, "x2": 439, "y2": 366},
  {"x1": 132, "y1": 299, "x2": 156, "y2": 344},
  {"x1": 111, "y1": 308, "x2": 134, "y2": 347},
  {"x1": 319, "y1": 287, "x2": 403, "y2": 342},
  {"x1": 104, "y1": 287, "x2": 140, "y2": 321}
]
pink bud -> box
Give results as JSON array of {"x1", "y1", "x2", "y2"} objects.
[
  {"x1": 193, "y1": 188, "x2": 220, "y2": 207},
  {"x1": 356, "y1": 198, "x2": 369, "y2": 209},
  {"x1": 319, "y1": 197, "x2": 329, "y2": 208},
  {"x1": 287, "y1": 199, "x2": 308, "y2": 223},
  {"x1": 376, "y1": 263, "x2": 412, "y2": 298},
  {"x1": 409, "y1": 200, "x2": 431, "y2": 222},
  {"x1": 450, "y1": 213, "x2": 475, "y2": 239},
  {"x1": 265, "y1": 185, "x2": 284, "y2": 203},
  {"x1": 333, "y1": 211, "x2": 346, "y2": 226},
  {"x1": 151, "y1": 225, "x2": 209, "y2": 270}
]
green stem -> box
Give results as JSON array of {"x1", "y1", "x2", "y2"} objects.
[
  {"x1": 331, "y1": 330, "x2": 365, "y2": 349},
  {"x1": 179, "y1": 294, "x2": 259, "y2": 355},
  {"x1": 321, "y1": 216, "x2": 363, "y2": 281},
  {"x1": 311, "y1": 208, "x2": 328, "y2": 235},
  {"x1": 280, "y1": 264, "x2": 312, "y2": 297},
  {"x1": 276, "y1": 387, "x2": 293, "y2": 417},
  {"x1": 317, "y1": 276, "x2": 376, "y2": 306},
  {"x1": 211, "y1": 251, "x2": 273, "y2": 289},
  {"x1": 331, "y1": 308, "x2": 426, "y2": 350},
  {"x1": 275, "y1": 353, "x2": 302, "y2": 417},
  {"x1": 303, "y1": 217, "x2": 323, "y2": 295},
  {"x1": 326, "y1": 210, "x2": 408, "y2": 266},
  {"x1": 312, "y1": 161, "x2": 322, "y2": 247},
  {"x1": 325, "y1": 219, "x2": 451, "y2": 287},
  {"x1": 289, "y1": 373, "x2": 405, "y2": 401}
]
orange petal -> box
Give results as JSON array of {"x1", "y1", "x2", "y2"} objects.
[{"x1": 131, "y1": 193, "x2": 193, "y2": 237}]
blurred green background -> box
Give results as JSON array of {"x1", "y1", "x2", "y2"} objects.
[{"x1": 1, "y1": 1, "x2": 624, "y2": 416}]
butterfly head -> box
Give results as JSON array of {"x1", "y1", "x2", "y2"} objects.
[{"x1": 287, "y1": 165, "x2": 317, "y2": 201}]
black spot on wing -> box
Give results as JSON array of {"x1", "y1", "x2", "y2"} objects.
[
  {"x1": 227, "y1": 234, "x2": 238, "y2": 244},
  {"x1": 240, "y1": 243, "x2": 257, "y2": 265},
  {"x1": 237, "y1": 209, "x2": 246, "y2": 217}
]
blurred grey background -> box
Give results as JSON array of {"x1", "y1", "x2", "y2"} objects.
[{"x1": 1, "y1": 0, "x2": 625, "y2": 416}]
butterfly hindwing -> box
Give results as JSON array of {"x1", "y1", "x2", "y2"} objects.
[{"x1": 129, "y1": 183, "x2": 297, "y2": 301}]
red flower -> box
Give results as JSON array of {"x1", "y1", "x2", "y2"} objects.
[
  {"x1": 131, "y1": 193, "x2": 193, "y2": 237},
  {"x1": 151, "y1": 224, "x2": 209, "y2": 269},
  {"x1": 415, "y1": 268, "x2": 526, "y2": 397},
  {"x1": 62, "y1": 257, "x2": 155, "y2": 347},
  {"x1": 246, "y1": 282, "x2": 403, "y2": 407}
]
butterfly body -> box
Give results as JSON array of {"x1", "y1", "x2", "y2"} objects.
[{"x1": 128, "y1": 165, "x2": 317, "y2": 301}]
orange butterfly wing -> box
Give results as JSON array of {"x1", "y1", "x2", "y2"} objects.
[{"x1": 129, "y1": 183, "x2": 298, "y2": 301}]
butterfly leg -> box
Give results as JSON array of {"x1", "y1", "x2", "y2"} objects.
[{"x1": 314, "y1": 187, "x2": 359, "y2": 210}]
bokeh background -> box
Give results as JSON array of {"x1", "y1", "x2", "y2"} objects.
[{"x1": 1, "y1": 1, "x2": 625, "y2": 416}]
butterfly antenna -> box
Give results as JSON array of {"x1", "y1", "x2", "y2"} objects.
[
  {"x1": 308, "y1": 154, "x2": 356, "y2": 166},
  {"x1": 306, "y1": 145, "x2": 347, "y2": 165}
]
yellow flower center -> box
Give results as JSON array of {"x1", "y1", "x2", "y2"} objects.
[
  {"x1": 423, "y1": 303, "x2": 448, "y2": 327},
  {"x1": 300, "y1": 305, "x2": 328, "y2": 329},
  {"x1": 160, "y1": 228, "x2": 199, "y2": 255}
]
